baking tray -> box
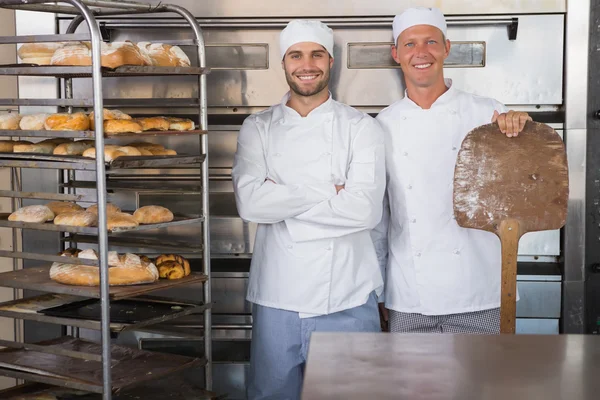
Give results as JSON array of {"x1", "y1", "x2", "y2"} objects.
[
  {"x1": 0, "y1": 336, "x2": 205, "y2": 394},
  {"x1": 0, "y1": 293, "x2": 209, "y2": 332},
  {"x1": 0, "y1": 267, "x2": 208, "y2": 300},
  {"x1": 39, "y1": 297, "x2": 197, "y2": 323}
]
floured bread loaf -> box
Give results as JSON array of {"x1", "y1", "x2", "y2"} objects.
[
  {"x1": 53, "y1": 211, "x2": 97, "y2": 227},
  {"x1": 50, "y1": 249, "x2": 159, "y2": 286},
  {"x1": 82, "y1": 146, "x2": 126, "y2": 161},
  {"x1": 135, "y1": 116, "x2": 170, "y2": 131},
  {"x1": 136, "y1": 42, "x2": 191, "y2": 67},
  {"x1": 104, "y1": 119, "x2": 143, "y2": 134},
  {"x1": 53, "y1": 141, "x2": 94, "y2": 155},
  {"x1": 8, "y1": 205, "x2": 54, "y2": 223},
  {"x1": 45, "y1": 112, "x2": 90, "y2": 131},
  {"x1": 101, "y1": 41, "x2": 151, "y2": 68},
  {"x1": 89, "y1": 108, "x2": 131, "y2": 130},
  {"x1": 86, "y1": 202, "x2": 121, "y2": 215},
  {"x1": 166, "y1": 117, "x2": 195, "y2": 131},
  {"x1": 45, "y1": 201, "x2": 84, "y2": 215},
  {"x1": 18, "y1": 42, "x2": 65, "y2": 65},
  {"x1": 107, "y1": 212, "x2": 139, "y2": 230},
  {"x1": 50, "y1": 42, "x2": 91, "y2": 66},
  {"x1": 0, "y1": 113, "x2": 21, "y2": 130},
  {"x1": 19, "y1": 113, "x2": 49, "y2": 130},
  {"x1": 133, "y1": 205, "x2": 174, "y2": 224}
]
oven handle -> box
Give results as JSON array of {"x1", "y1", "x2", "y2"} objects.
[{"x1": 96, "y1": 17, "x2": 520, "y2": 41}]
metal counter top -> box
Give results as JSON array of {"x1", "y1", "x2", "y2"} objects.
[{"x1": 302, "y1": 333, "x2": 600, "y2": 400}]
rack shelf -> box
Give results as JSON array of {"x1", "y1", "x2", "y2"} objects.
[
  {"x1": 0, "y1": 128, "x2": 207, "y2": 138},
  {"x1": 0, "y1": 336, "x2": 205, "y2": 394},
  {"x1": 0, "y1": 64, "x2": 211, "y2": 77},
  {"x1": 0, "y1": 267, "x2": 207, "y2": 300},
  {"x1": 0, "y1": 294, "x2": 210, "y2": 332}
]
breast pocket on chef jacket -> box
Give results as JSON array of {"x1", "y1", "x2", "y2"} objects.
[{"x1": 349, "y1": 149, "x2": 375, "y2": 183}]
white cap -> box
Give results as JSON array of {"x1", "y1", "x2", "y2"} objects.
[
  {"x1": 392, "y1": 7, "x2": 447, "y2": 44},
  {"x1": 279, "y1": 19, "x2": 334, "y2": 59}
]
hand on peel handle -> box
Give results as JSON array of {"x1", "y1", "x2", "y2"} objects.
[{"x1": 492, "y1": 110, "x2": 532, "y2": 138}]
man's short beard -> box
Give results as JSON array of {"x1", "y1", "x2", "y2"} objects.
[{"x1": 285, "y1": 68, "x2": 330, "y2": 97}]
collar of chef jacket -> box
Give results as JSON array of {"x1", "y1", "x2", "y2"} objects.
[
  {"x1": 278, "y1": 91, "x2": 334, "y2": 123},
  {"x1": 399, "y1": 78, "x2": 458, "y2": 114}
]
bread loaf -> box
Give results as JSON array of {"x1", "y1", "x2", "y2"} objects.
[
  {"x1": 86, "y1": 203, "x2": 121, "y2": 215},
  {"x1": 135, "y1": 116, "x2": 170, "y2": 131},
  {"x1": 158, "y1": 260, "x2": 185, "y2": 279},
  {"x1": 18, "y1": 42, "x2": 64, "y2": 65},
  {"x1": 127, "y1": 141, "x2": 165, "y2": 151},
  {"x1": 133, "y1": 205, "x2": 174, "y2": 224},
  {"x1": 0, "y1": 113, "x2": 21, "y2": 130},
  {"x1": 53, "y1": 141, "x2": 94, "y2": 155},
  {"x1": 155, "y1": 254, "x2": 190, "y2": 277},
  {"x1": 107, "y1": 212, "x2": 139, "y2": 230},
  {"x1": 8, "y1": 205, "x2": 54, "y2": 223},
  {"x1": 138, "y1": 148, "x2": 153, "y2": 156},
  {"x1": 82, "y1": 147, "x2": 126, "y2": 161},
  {"x1": 49, "y1": 250, "x2": 159, "y2": 286},
  {"x1": 89, "y1": 108, "x2": 131, "y2": 130},
  {"x1": 53, "y1": 211, "x2": 97, "y2": 227},
  {"x1": 19, "y1": 113, "x2": 49, "y2": 130},
  {"x1": 101, "y1": 41, "x2": 151, "y2": 69},
  {"x1": 149, "y1": 148, "x2": 177, "y2": 156},
  {"x1": 50, "y1": 42, "x2": 91, "y2": 66},
  {"x1": 103, "y1": 119, "x2": 143, "y2": 135},
  {"x1": 116, "y1": 146, "x2": 142, "y2": 156},
  {"x1": 44, "y1": 112, "x2": 90, "y2": 131},
  {"x1": 0, "y1": 140, "x2": 31, "y2": 153},
  {"x1": 136, "y1": 42, "x2": 191, "y2": 67},
  {"x1": 13, "y1": 142, "x2": 56, "y2": 154},
  {"x1": 166, "y1": 117, "x2": 195, "y2": 131},
  {"x1": 45, "y1": 201, "x2": 84, "y2": 215},
  {"x1": 58, "y1": 247, "x2": 81, "y2": 258}
]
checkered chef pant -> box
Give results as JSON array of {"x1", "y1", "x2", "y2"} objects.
[{"x1": 389, "y1": 308, "x2": 501, "y2": 334}]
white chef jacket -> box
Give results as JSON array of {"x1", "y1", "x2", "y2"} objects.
[
  {"x1": 232, "y1": 93, "x2": 385, "y2": 317},
  {"x1": 372, "y1": 79, "x2": 509, "y2": 315}
]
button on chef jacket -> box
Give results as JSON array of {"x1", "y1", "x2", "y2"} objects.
[
  {"x1": 233, "y1": 92, "x2": 385, "y2": 317},
  {"x1": 372, "y1": 79, "x2": 508, "y2": 315}
]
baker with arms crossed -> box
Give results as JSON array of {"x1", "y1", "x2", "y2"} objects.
[
  {"x1": 372, "y1": 7, "x2": 531, "y2": 334},
  {"x1": 232, "y1": 20, "x2": 385, "y2": 400}
]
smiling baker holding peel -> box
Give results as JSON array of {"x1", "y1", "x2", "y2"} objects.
[{"x1": 372, "y1": 7, "x2": 532, "y2": 334}]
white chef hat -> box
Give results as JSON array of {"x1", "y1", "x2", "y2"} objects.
[
  {"x1": 279, "y1": 19, "x2": 334, "y2": 60},
  {"x1": 392, "y1": 7, "x2": 447, "y2": 44}
]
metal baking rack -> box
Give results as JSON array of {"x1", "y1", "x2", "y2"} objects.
[{"x1": 0, "y1": 1, "x2": 213, "y2": 399}]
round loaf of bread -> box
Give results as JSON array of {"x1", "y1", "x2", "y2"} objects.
[
  {"x1": 103, "y1": 119, "x2": 143, "y2": 135},
  {"x1": 82, "y1": 147, "x2": 126, "y2": 162},
  {"x1": 13, "y1": 142, "x2": 56, "y2": 154},
  {"x1": 166, "y1": 117, "x2": 194, "y2": 131},
  {"x1": 44, "y1": 112, "x2": 90, "y2": 131},
  {"x1": 86, "y1": 203, "x2": 121, "y2": 215},
  {"x1": 135, "y1": 116, "x2": 170, "y2": 131},
  {"x1": 107, "y1": 212, "x2": 139, "y2": 230},
  {"x1": 19, "y1": 113, "x2": 49, "y2": 130},
  {"x1": 0, "y1": 113, "x2": 21, "y2": 130},
  {"x1": 54, "y1": 211, "x2": 97, "y2": 227},
  {"x1": 116, "y1": 146, "x2": 142, "y2": 156},
  {"x1": 136, "y1": 42, "x2": 191, "y2": 67},
  {"x1": 9, "y1": 205, "x2": 54, "y2": 223},
  {"x1": 133, "y1": 205, "x2": 174, "y2": 224},
  {"x1": 149, "y1": 148, "x2": 177, "y2": 156},
  {"x1": 89, "y1": 108, "x2": 131, "y2": 130},
  {"x1": 49, "y1": 251, "x2": 159, "y2": 286},
  {"x1": 45, "y1": 201, "x2": 84, "y2": 215},
  {"x1": 53, "y1": 141, "x2": 94, "y2": 155},
  {"x1": 127, "y1": 141, "x2": 165, "y2": 151},
  {"x1": 18, "y1": 42, "x2": 64, "y2": 65},
  {"x1": 50, "y1": 42, "x2": 91, "y2": 66},
  {"x1": 101, "y1": 41, "x2": 151, "y2": 69}
]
